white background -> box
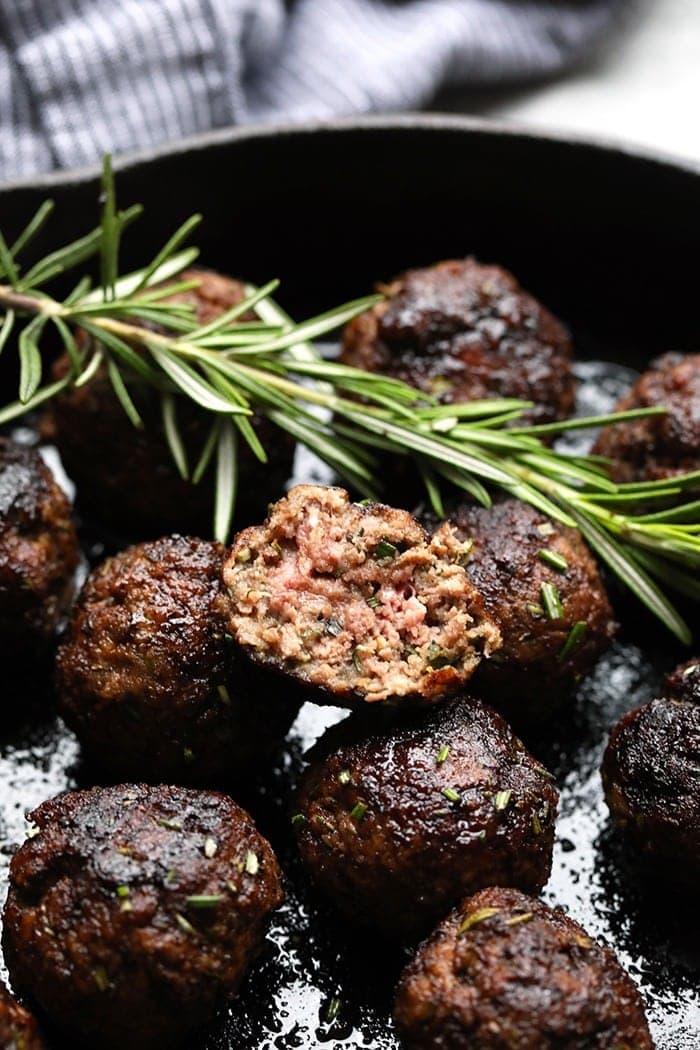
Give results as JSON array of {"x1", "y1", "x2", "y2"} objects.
[{"x1": 441, "y1": 0, "x2": 700, "y2": 165}]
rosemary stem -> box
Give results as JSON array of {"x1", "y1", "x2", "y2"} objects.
[{"x1": 0, "y1": 284, "x2": 64, "y2": 317}]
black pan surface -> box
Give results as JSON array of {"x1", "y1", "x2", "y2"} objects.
[{"x1": 1, "y1": 117, "x2": 699, "y2": 1048}]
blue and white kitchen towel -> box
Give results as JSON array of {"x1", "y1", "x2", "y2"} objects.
[{"x1": 1, "y1": 0, "x2": 625, "y2": 180}]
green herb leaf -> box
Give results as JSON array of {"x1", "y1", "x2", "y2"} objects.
[
  {"x1": 538, "y1": 548, "x2": 568, "y2": 572},
  {"x1": 540, "y1": 581, "x2": 564, "y2": 620}
]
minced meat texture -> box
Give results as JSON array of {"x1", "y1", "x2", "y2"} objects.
[
  {"x1": 0, "y1": 981, "x2": 46, "y2": 1050},
  {"x1": 592, "y1": 352, "x2": 700, "y2": 483},
  {"x1": 294, "y1": 697, "x2": 557, "y2": 937},
  {"x1": 41, "y1": 268, "x2": 294, "y2": 538},
  {"x1": 0, "y1": 437, "x2": 78, "y2": 674},
  {"x1": 56, "y1": 535, "x2": 298, "y2": 785},
  {"x1": 341, "y1": 259, "x2": 575, "y2": 426},
  {"x1": 602, "y1": 694, "x2": 700, "y2": 886},
  {"x1": 422, "y1": 498, "x2": 616, "y2": 715},
  {"x1": 394, "y1": 887, "x2": 653, "y2": 1049},
  {"x1": 2, "y1": 784, "x2": 284, "y2": 1050},
  {"x1": 222, "y1": 485, "x2": 501, "y2": 707}
]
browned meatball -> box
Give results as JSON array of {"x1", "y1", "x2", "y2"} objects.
[
  {"x1": 602, "y1": 691, "x2": 700, "y2": 886},
  {"x1": 341, "y1": 259, "x2": 575, "y2": 425},
  {"x1": 394, "y1": 887, "x2": 653, "y2": 1049},
  {"x1": 592, "y1": 352, "x2": 700, "y2": 482},
  {"x1": 422, "y1": 498, "x2": 615, "y2": 716},
  {"x1": 0, "y1": 437, "x2": 79, "y2": 677},
  {"x1": 56, "y1": 535, "x2": 298, "y2": 785},
  {"x1": 0, "y1": 982, "x2": 46, "y2": 1050},
  {"x1": 664, "y1": 655, "x2": 700, "y2": 703},
  {"x1": 222, "y1": 485, "x2": 501, "y2": 709},
  {"x1": 42, "y1": 269, "x2": 294, "y2": 537},
  {"x1": 293, "y1": 697, "x2": 558, "y2": 938},
  {"x1": 2, "y1": 783, "x2": 284, "y2": 1050}
]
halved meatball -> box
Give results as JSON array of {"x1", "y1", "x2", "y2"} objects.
[
  {"x1": 56, "y1": 535, "x2": 298, "y2": 785},
  {"x1": 0, "y1": 437, "x2": 79, "y2": 678},
  {"x1": 42, "y1": 269, "x2": 294, "y2": 537},
  {"x1": 592, "y1": 352, "x2": 700, "y2": 483},
  {"x1": 602, "y1": 690, "x2": 700, "y2": 886},
  {"x1": 422, "y1": 497, "x2": 615, "y2": 716},
  {"x1": 341, "y1": 259, "x2": 575, "y2": 425},
  {"x1": 222, "y1": 485, "x2": 501, "y2": 708},
  {"x1": 664, "y1": 656, "x2": 700, "y2": 704},
  {"x1": 2, "y1": 784, "x2": 284, "y2": 1050},
  {"x1": 0, "y1": 981, "x2": 46, "y2": 1050},
  {"x1": 394, "y1": 887, "x2": 652, "y2": 1049},
  {"x1": 293, "y1": 697, "x2": 557, "y2": 938}
]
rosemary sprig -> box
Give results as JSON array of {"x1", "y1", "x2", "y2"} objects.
[{"x1": 0, "y1": 157, "x2": 697, "y2": 643}]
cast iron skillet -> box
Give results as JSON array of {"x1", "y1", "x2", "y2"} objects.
[{"x1": 1, "y1": 117, "x2": 699, "y2": 1048}]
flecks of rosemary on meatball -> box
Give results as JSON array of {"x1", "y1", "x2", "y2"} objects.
[
  {"x1": 221, "y1": 485, "x2": 501, "y2": 709},
  {"x1": 394, "y1": 887, "x2": 653, "y2": 1049},
  {"x1": 294, "y1": 697, "x2": 557, "y2": 937},
  {"x1": 421, "y1": 497, "x2": 616, "y2": 717},
  {"x1": 56, "y1": 535, "x2": 298, "y2": 785},
  {"x1": 2, "y1": 784, "x2": 284, "y2": 1050}
]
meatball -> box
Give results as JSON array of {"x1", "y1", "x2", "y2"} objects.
[
  {"x1": 42, "y1": 269, "x2": 295, "y2": 537},
  {"x1": 602, "y1": 692, "x2": 700, "y2": 885},
  {"x1": 0, "y1": 982, "x2": 46, "y2": 1050},
  {"x1": 0, "y1": 437, "x2": 78, "y2": 677},
  {"x1": 222, "y1": 485, "x2": 501, "y2": 709},
  {"x1": 293, "y1": 697, "x2": 558, "y2": 938},
  {"x1": 2, "y1": 783, "x2": 284, "y2": 1050},
  {"x1": 592, "y1": 352, "x2": 700, "y2": 483},
  {"x1": 341, "y1": 259, "x2": 575, "y2": 425},
  {"x1": 422, "y1": 498, "x2": 615, "y2": 715},
  {"x1": 664, "y1": 655, "x2": 700, "y2": 704},
  {"x1": 394, "y1": 887, "x2": 652, "y2": 1049},
  {"x1": 56, "y1": 535, "x2": 298, "y2": 785}
]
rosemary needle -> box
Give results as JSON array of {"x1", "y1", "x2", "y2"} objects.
[{"x1": 0, "y1": 155, "x2": 697, "y2": 644}]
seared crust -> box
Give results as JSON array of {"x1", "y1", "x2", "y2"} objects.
[
  {"x1": 0, "y1": 982, "x2": 46, "y2": 1050},
  {"x1": 222, "y1": 485, "x2": 501, "y2": 708},
  {"x1": 2, "y1": 784, "x2": 284, "y2": 1050},
  {"x1": 592, "y1": 352, "x2": 700, "y2": 482},
  {"x1": 602, "y1": 693, "x2": 700, "y2": 885},
  {"x1": 0, "y1": 438, "x2": 78, "y2": 672},
  {"x1": 42, "y1": 269, "x2": 294, "y2": 537},
  {"x1": 394, "y1": 887, "x2": 652, "y2": 1049},
  {"x1": 664, "y1": 656, "x2": 700, "y2": 704},
  {"x1": 56, "y1": 535, "x2": 297, "y2": 784},
  {"x1": 423, "y1": 498, "x2": 616, "y2": 713},
  {"x1": 294, "y1": 697, "x2": 558, "y2": 937},
  {"x1": 341, "y1": 259, "x2": 575, "y2": 425}
]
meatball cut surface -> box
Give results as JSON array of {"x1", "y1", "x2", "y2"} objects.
[
  {"x1": 57, "y1": 535, "x2": 297, "y2": 785},
  {"x1": 665, "y1": 656, "x2": 700, "y2": 704},
  {"x1": 602, "y1": 694, "x2": 700, "y2": 885},
  {"x1": 2, "y1": 784, "x2": 284, "y2": 1050},
  {"x1": 0, "y1": 438, "x2": 78, "y2": 672},
  {"x1": 592, "y1": 352, "x2": 700, "y2": 483},
  {"x1": 223, "y1": 485, "x2": 501, "y2": 708},
  {"x1": 341, "y1": 259, "x2": 575, "y2": 425},
  {"x1": 42, "y1": 268, "x2": 294, "y2": 537},
  {"x1": 394, "y1": 887, "x2": 652, "y2": 1050},
  {"x1": 423, "y1": 498, "x2": 616, "y2": 712},
  {"x1": 294, "y1": 697, "x2": 557, "y2": 937},
  {"x1": 0, "y1": 982, "x2": 46, "y2": 1050}
]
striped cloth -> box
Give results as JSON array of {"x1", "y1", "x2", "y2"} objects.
[{"x1": 1, "y1": 0, "x2": 624, "y2": 181}]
